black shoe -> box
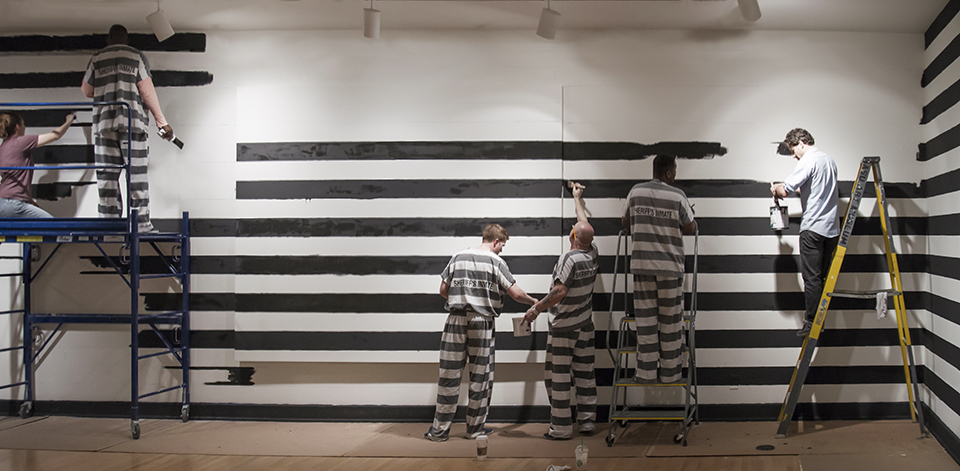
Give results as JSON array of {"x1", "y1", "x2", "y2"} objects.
[
  {"x1": 797, "y1": 321, "x2": 813, "y2": 337},
  {"x1": 424, "y1": 428, "x2": 449, "y2": 442},
  {"x1": 543, "y1": 432, "x2": 572, "y2": 441},
  {"x1": 465, "y1": 427, "x2": 493, "y2": 439}
]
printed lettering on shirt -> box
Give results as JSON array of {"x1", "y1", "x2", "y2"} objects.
[
  {"x1": 634, "y1": 206, "x2": 676, "y2": 219},
  {"x1": 451, "y1": 279, "x2": 497, "y2": 290},
  {"x1": 573, "y1": 266, "x2": 598, "y2": 279}
]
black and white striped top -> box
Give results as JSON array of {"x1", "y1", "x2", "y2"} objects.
[
  {"x1": 547, "y1": 242, "x2": 599, "y2": 332},
  {"x1": 440, "y1": 248, "x2": 517, "y2": 318},
  {"x1": 83, "y1": 45, "x2": 152, "y2": 134},
  {"x1": 623, "y1": 180, "x2": 695, "y2": 277}
]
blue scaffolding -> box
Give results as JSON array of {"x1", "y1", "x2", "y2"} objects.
[{"x1": 0, "y1": 102, "x2": 191, "y2": 439}]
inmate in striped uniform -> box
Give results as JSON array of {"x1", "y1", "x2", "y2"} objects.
[
  {"x1": 427, "y1": 249, "x2": 516, "y2": 440},
  {"x1": 83, "y1": 44, "x2": 155, "y2": 232},
  {"x1": 624, "y1": 179, "x2": 694, "y2": 383},
  {"x1": 544, "y1": 242, "x2": 599, "y2": 439}
]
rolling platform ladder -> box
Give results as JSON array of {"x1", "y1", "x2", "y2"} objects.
[
  {"x1": 605, "y1": 228, "x2": 700, "y2": 447},
  {"x1": 775, "y1": 156, "x2": 925, "y2": 439}
]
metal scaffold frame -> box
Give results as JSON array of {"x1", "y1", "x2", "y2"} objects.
[{"x1": 0, "y1": 102, "x2": 191, "y2": 439}]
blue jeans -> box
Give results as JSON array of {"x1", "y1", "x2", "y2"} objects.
[{"x1": 0, "y1": 198, "x2": 53, "y2": 218}]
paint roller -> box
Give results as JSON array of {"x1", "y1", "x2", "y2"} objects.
[{"x1": 158, "y1": 129, "x2": 184, "y2": 149}]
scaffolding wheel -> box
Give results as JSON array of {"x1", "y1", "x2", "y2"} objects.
[
  {"x1": 181, "y1": 405, "x2": 190, "y2": 423},
  {"x1": 606, "y1": 434, "x2": 615, "y2": 447},
  {"x1": 19, "y1": 401, "x2": 33, "y2": 419},
  {"x1": 131, "y1": 420, "x2": 141, "y2": 440}
]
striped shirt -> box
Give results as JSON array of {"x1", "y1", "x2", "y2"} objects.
[
  {"x1": 623, "y1": 180, "x2": 694, "y2": 277},
  {"x1": 83, "y1": 45, "x2": 152, "y2": 134},
  {"x1": 548, "y1": 242, "x2": 599, "y2": 332},
  {"x1": 440, "y1": 248, "x2": 517, "y2": 318}
]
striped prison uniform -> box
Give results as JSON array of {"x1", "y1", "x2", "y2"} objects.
[
  {"x1": 624, "y1": 180, "x2": 694, "y2": 383},
  {"x1": 429, "y1": 248, "x2": 516, "y2": 437},
  {"x1": 83, "y1": 45, "x2": 155, "y2": 232},
  {"x1": 543, "y1": 242, "x2": 599, "y2": 438}
]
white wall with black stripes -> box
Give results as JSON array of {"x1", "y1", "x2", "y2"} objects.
[
  {"x1": 919, "y1": 0, "x2": 960, "y2": 460},
  {"x1": 0, "y1": 24, "x2": 944, "y2": 434}
]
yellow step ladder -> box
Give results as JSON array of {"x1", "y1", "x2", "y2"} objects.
[{"x1": 775, "y1": 156, "x2": 925, "y2": 439}]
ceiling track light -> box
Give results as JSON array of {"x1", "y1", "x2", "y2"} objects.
[
  {"x1": 364, "y1": 0, "x2": 381, "y2": 39},
  {"x1": 738, "y1": 0, "x2": 761, "y2": 22},
  {"x1": 537, "y1": 0, "x2": 560, "y2": 40},
  {"x1": 147, "y1": 0, "x2": 175, "y2": 42}
]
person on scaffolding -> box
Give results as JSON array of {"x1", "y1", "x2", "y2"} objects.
[
  {"x1": 622, "y1": 155, "x2": 696, "y2": 384},
  {"x1": 81, "y1": 24, "x2": 174, "y2": 232},
  {"x1": 0, "y1": 111, "x2": 75, "y2": 218},
  {"x1": 523, "y1": 181, "x2": 600, "y2": 440}
]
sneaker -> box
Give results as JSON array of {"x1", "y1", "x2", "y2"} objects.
[
  {"x1": 424, "y1": 428, "x2": 449, "y2": 442},
  {"x1": 632, "y1": 376, "x2": 657, "y2": 385},
  {"x1": 579, "y1": 424, "x2": 596, "y2": 436},
  {"x1": 465, "y1": 427, "x2": 493, "y2": 439},
  {"x1": 797, "y1": 321, "x2": 813, "y2": 337},
  {"x1": 543, "y1": 432, "x2": 572, "y2": 441}
]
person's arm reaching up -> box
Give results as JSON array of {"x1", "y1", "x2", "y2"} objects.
[{"x1": 37, "y1": 113, "x2": 75, "y2": 147}]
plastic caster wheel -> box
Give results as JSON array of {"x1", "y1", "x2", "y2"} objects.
[
  {"x1": 131, "y1": 421, "x2": 141, "y2": 440},
  {"x1": 674, "y1": 433, "x2": 684, "y2": 444},
  {"x1": 180, "y1": 405, "x2": 189, "y2": 423},
  {"x1": 19, "y1": 401, "x2": 33, "y2": 419},
  {"x1": 606, "y1": 435, "x2": 615, "y2": 447}
]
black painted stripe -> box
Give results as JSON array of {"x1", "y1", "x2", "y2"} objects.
[
  {"x1": 0, "y1": 71, "x2": 213, "y2": 89},
  {"x1": 0, "y1": 33, "x2": 206, "y2": 53},
  {"x1": 18, "y1": 109, "x2": 93, "y2": 127},
  {"x1": 151, "y1": 215, "x2": 931, "y2": 238},
  {"x1": 33, "y1": 181, "x2": 94, "y2": 201},
  {"x1": 926, "y1": 0, "x2": 960, "y2": 49},
  {"x1": 181, "y1": 253, "x2": 925, "y2": 276},
  {"x1": 922, "y1": 78, "x2": 960, "y2": 125},
  {"x1": 145, "y1": 291, "x2": 926, "y2": 316},
  {"x1": 919, "y1": 121, "x2": 960, "y2": 161},
  {"x1": 922, "y1": 166, "x2": 960, "y2": 198},
  {"x1": 923, "y1": 33, "x2": 960, "y2": 88},
  {"x1": 927, "y1": 292, "x2": 960, "y2": 329},
  {"x1": 922, "y1": 403, "x2": 960, "y2": 466},
  {"x1": 928, "y1": 255, "x2": 960, "y2": 282},
  {"x1": 33, "y1": 145, "x2": 95, "y2": 165},
  {"x1": 236, "y1": 141, "x2": 726, "y2": 162},
  {"x1": 236, "y1": 179, "x2": 563, "y2": 200},
  {"x1": 235, "y1": 177, "x2": 921, "y2": 200}
]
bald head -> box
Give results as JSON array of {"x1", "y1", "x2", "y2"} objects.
[
  {"x1": 572, "y1": 221, "x2": 594, "y2": 248},
  {"x1": 107, "y1": 24, "x2": 129, "y2": 46}
]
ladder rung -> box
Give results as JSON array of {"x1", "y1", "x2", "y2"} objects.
[{"x1": 828, "y1": 289, "x2": 901, "y2": 299}]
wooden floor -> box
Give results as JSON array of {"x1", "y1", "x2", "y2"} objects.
[{"x1": 0, "y1": 416, "x2": 956, "y2": 471}]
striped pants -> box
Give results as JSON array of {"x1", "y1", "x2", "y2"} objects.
[
  {"x1": 633, "y1": 275, "x2": 684, "y2": 383},
  {"x1": 429, "y1": 310, "x2": 495, "y2": 436},
  {"x1": 544, "y1": 323, "x2": 597, "y2": 439},
  {"x1": 95, "y1": 130, "x2": 152, "y2": 232}
]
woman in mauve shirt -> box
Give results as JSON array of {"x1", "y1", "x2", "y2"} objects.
[{"x1": 0, "y1": 111, "x2": 75, "y2": 218}]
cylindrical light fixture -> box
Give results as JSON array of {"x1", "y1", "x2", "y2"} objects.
[
  {"x1": 738, "y1": 0, "x2": 761, "y2": 22},
  {"x1": 537, "y1": 2, "x2": 561, "y2": 40},
  {"x1": 147, "y1": 0, "x2": 175, "y2": 42},
  {"x1": 364, "y1": 2, "x2": 381, "y2": 39}
]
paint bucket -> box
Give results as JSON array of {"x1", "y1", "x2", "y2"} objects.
[
  {"x1": 512, "y1": 316, "x2": 532, "y2": 337},
  {"x1": 770, "y1": 200, "x2": 788, "y2": 231}
]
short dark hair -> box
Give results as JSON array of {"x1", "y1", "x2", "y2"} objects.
[
  {"x1": 107, "y1": 25, "x2": 128, "y2": 46},
  {"x1": 652, "y1": 154, "x2": 677, "y2": 179},
  {"x1": 784, "y1": 128, "x2": 815, "y2": 148}
]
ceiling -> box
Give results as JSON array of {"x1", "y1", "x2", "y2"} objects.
[{"x1": 0, "y1": 0, "x2": 950, "y2": 36}]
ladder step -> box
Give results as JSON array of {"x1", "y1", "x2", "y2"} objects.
[
  {"x1": 828, "y1": 289, "x2": 901, "y2": 299},
  {"x1": 610, "y1": 410, "x2": 686, "y2": 421}
]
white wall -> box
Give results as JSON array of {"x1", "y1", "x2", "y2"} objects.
[{"x1": 0, "y1": 28, "x2": 928, "y2": 418}]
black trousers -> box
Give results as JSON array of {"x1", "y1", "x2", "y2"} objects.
[{"x1": 799, "y1": 230, "x2": 839, "y2": 324}]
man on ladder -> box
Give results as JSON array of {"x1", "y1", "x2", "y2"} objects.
[{"x1": 770, "y1": 128, "x2": 840, "y2": 337}]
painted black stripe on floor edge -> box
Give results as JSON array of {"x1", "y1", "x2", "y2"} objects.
[
  {"x1": 923, "y1": 403, "x2": 960, "y2": 467},
  {"x1": 0, "y1": 400, "x2": 914, "y2": 423}
]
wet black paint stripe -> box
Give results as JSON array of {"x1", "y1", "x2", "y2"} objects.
[
  {"x1": 235, "y1": 178, "x2": 921, "y2": 200},
  {"x1": 923, "y1": 33, "x2": 960, "y2": 88},
  {"x1": 918, "y1": 121, "x2": 960, "y2": 161},
  {"x1": 921, "y1": 166, "x2": 960, "y2": 198},
  {"x1": 33, "y1": 181, "x2": 94, "y2": 201},
  {"x1": 150, "y1": 215, "x2": 932, "y2": 238},
  {"x1": 33, "y1": 145, "x2": 95, "y2": 165},
  {"x1": 19, "y1": 109, "x2": 93, "y2": 127},
  {"x1": 0, "y1": 33, "x2": 206, "y2": 53},
  {"x1": 144, "y1": 290, "x2": 927, "y2": 314},
  {"x1": 0, "y1": 71, "x2": 213, "y2": 89},
  {"x1": 236, "y1": 179, "x2": 563, "y2": 200},
  {"x1": 921, "y1": 78, "x2": 960, "y2": 125},
  {"x1": 182, "y1": 253, "x2": 925, "y2": 276},
  {"x1": 926, "y1": 0, "x2": 960, "y2": 49},
  {"x1": 236, "y1": 141, "x2": 726, "y2": 162}
]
